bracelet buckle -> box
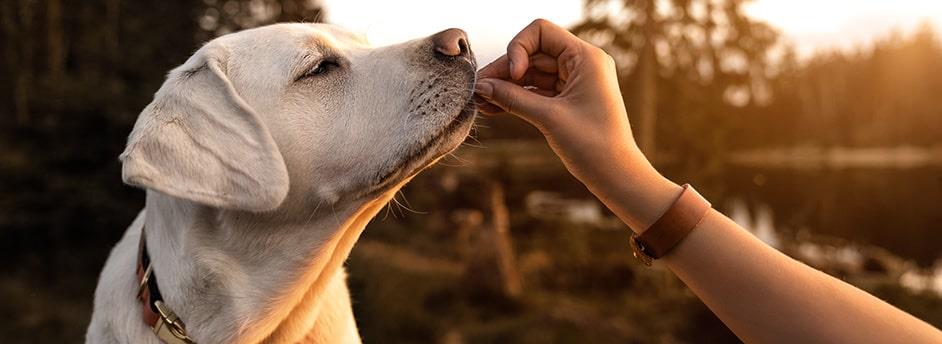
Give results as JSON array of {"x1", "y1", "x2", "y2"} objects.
[{"x1": 629, "y1": 233, "x2": 654, "y2": 266}]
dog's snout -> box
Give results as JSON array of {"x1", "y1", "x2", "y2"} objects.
[{"x1": 431, "y1": 28, "x2": 470, "y2": 59}]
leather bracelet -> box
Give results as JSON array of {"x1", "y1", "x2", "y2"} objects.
[{"x1": 629, "y1": 184, "x2": 711, "y2": 266}]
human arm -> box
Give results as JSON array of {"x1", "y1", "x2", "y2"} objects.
[{"x1": 474, "y1": 19, "x2": 942, "y2": 343}]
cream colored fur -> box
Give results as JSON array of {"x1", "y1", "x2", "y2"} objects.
[{"x1": 86, "y1": 23, "x2": 475, "y2": 343}]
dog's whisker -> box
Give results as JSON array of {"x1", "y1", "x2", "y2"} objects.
[
  {"x1": 437, "y1": 161, "x2": 464, "y2": 167},
  {"x1": 391, "y1": 191, "x2": 426, "y2": 215},
  {"x1": 397, "y1": 190, "x2": 413, "y2": 209},
  {"x1": 461, "y1": 136, "x2": 485, "y2": 149},
  {"x1": 304, "y1": 199, "x2": 325, "y2": 226},
  {"x1": 388, "y1": 194, "x2": 403, "y2": 218},
  {"x1": 381, "y1": 199, "x2": 394, "y2": 221},
  {"x1": 470, "y1": 131, "x2": 485, "y2": 140},
  {"x1": 442, "y1": 152, "x2": 470, "y2": 167}
]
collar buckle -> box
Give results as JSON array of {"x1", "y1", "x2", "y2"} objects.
[
  {"x1": 154, "y1": 300, "x2": 196, "y2": 344},
  {"x1": 138, "y1": 226, "x2": 197, "y2": 343}
]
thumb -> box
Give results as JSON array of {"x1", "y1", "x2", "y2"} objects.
[{"x1": 475, "y1": 78, "x2": 550, "y2": 121}]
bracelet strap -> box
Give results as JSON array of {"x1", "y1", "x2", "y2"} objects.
[{"x1": 630, "y1": 184, "x2": 711, "y2": 266}]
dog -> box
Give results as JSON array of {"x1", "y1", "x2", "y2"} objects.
[{"x1": 85, "y1": 23, "x2": 476, "y2": 343}]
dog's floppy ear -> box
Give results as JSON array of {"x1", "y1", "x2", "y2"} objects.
[{"x1": 120, "y1": 44, "x2": 289, "y2": 212}]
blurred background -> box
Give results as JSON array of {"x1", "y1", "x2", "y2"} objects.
[{"x1": 1, "y1": 0, "x2": 941, "y2": 342}]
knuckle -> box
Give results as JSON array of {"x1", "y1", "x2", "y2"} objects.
[
  {"x1": 603, "y1": 52, "x2": 616, "y2": 67},
  {"x1": 504, "y1": 94, "x2": 520, "y2": 113},
  {"x1": 507, "y1": 40, "x2": 525, "y2": 53},
  {"x1": 590, "y1": 47, "x2": 616, "y2": 65},
  {"x1": 593, "y1": 46, "x2": 612, "y2": 59}
]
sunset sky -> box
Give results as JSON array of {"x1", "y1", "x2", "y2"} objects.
[
  {"x1": 324, "y1": 0, "x2": 942, "y2": 64},
  {"x1": 746, "y1": 0, "x2": 942, "y2": 57}
]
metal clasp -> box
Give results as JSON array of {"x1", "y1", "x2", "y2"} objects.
[
  {"x1": 154, "y1": 300, "x2": 196, "y2": 344},
  {"x1": 629, "y1": 233, "x2": 654, "y2": 266}
]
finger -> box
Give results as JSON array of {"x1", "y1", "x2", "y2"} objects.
[
  {"x1": 528, "y1": 87, "x2": 559, "y2": 98},
  {"x1": 520, "y1": 68, "x2": 558, "y2": 91},
  {"x1": 473, "y1": 95, "x2": 503, "y2": 114},
  {"x1": 475, "y1": 89, "x2": 556, "y2": 115},
  {"x1": 475, "y1": 77, "x2": 551, "y2": 122},
  {"x1": 478, "y1": 53, "x2": 559, "y2": 82},
  {"x1": 477, "y1": 55, "x2": 510, "y2": 80},
  {"x1": 507, "y1": 19, "x2": 580, "y2": 80},
  {"x1": 529, "y1": 53, "x2": 558, "y2": 74},
  {"x1": 475, "y1": 84, "x2": 558, "y2": 115}
]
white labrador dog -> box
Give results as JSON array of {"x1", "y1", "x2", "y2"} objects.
[{"x1": 86, "y1": 23, "x2": 476, "y2": 343}]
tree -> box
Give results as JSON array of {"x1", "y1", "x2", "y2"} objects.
[
  {"x1": 572, "y1": 0, "x2": 779, "y2": 163},
  {"x1": 1, "y1": 0, "x2": 37, "y2": 125},
  {"x1": 196, "y1": 0, "x2": 325, "y2": 41},
  {"x1": 750, "y1": 24, "x2": 942, "y2": 149}
]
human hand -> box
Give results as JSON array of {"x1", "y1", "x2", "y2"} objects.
[
  {"x1": 475, "y1": 19, "x2": 680, "y2": 231},
  {"x1": 474, "y1": 19, "x2": 645, "y2": 182}
]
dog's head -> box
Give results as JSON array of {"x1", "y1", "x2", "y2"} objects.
[{"x1": 120, "y1": 23, "x2": 476, "y2": 211}]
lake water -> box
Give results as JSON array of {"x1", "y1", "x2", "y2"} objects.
[
  {"x1": 719, "y1": 166, "x2": 941, "y2": 267},
  {"x1": 463, "y1": 141, "x2": 941, "y2": 268}
]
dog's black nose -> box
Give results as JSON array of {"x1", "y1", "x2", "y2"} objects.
[{"x1": 431, "y1": 28, "x2": 470, "y2": 59}]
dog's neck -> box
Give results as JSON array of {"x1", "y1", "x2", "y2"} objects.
[{"x1": 143, "y1": 184, "x2": 401, "y2": 343}]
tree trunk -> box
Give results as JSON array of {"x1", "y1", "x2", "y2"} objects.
[
  {"x1": 46, "y1": 0, "x2": 65, "y2": 82},
  {"x1": 458, "y1": 180, "x2": 523, "y2": 298},
  {"x1": 636, "y1": 0, "x2": 658, "y2": 162},
  {"x1": 1, "y1": 2, "x2": 18, "y2": 110},
  {"x1": 488, "y1": 180, "x2": 522, "y2": 298},
  {"x1": 10, "y1": 0, "x2": 35, "y2": 126},
  {"x1": 106, "y1": 0, "x2": 121, "y2": 92}
]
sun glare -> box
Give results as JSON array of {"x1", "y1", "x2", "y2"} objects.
[
  {"x1": 746, "y1": 0, "x2": 942, "y2": 56},
  {"x1": 746, "y1": 0, "x2": 846, "y2": 35}
]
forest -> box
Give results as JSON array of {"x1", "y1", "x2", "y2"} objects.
[{"x1": 2, "y1": 0, "x2": 940, "y2": 342}]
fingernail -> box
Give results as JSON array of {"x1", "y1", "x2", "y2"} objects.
[{"x1": 475, "y1": 80, "x2": 494, "y2": 99}]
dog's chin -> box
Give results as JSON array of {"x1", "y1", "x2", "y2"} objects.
[{"x1": 360, "y1": 102, "x2": 476, "y2": 199}]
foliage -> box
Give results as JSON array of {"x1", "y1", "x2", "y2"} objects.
[{"x1": 733, "y1": 24, "x2": 942, "y2": 148}]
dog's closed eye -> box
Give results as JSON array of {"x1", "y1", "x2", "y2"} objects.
[{"x1": 297, "y1": 58, "x2": 341, "y2": 81}]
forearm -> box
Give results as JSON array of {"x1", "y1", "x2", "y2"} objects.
[
  {"x1": 579, "y1": 148, "x2": 942, "y2": 343},
  {"x1": 665, "y1": 210, "x2": 941, "y2": 343}
]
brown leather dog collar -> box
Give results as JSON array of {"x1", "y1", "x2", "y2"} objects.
[{"x1": 137, "y1": 227, "x2": 196, "y2": 344}]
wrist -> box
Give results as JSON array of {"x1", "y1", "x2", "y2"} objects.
[
  {"x1": 578, "y1": 145, "x2": 682, "y2": 233},
  {"x1": 617, "y1": 165, "x2": 683, "y2": 233},
  {"x1": 628, "y1": 173, "x2": 684, "y2": 233}
]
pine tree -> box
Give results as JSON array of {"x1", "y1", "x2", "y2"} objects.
[{"x1": 572, "y1": 0, "x2": 779, "y2": 163}]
